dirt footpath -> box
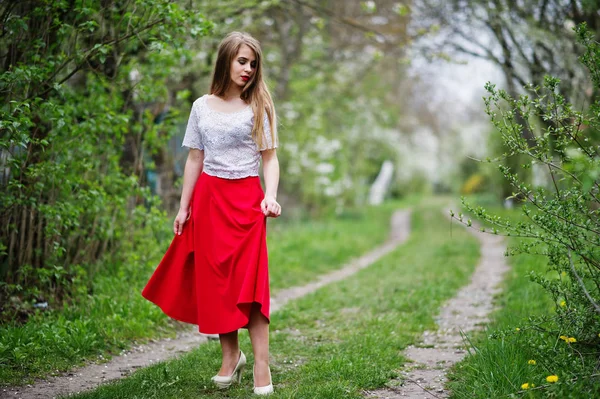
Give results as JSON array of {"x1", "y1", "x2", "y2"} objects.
[{"x1": 365, "y1": 210, "x2": 510, "y2": 399}]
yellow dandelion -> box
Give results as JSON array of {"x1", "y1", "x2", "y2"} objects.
[
  {"x1": 559, "y1": 335, "x2": 569, "y2": 341},
  {"x1": 521, "y1": 382, "x2": 530, "y2": 390},
  {"x1": 546, "y1": 375, "x2": 559, "y2": 383},
  {"x1": 567, "y1": 337, "x2": 577, "y2": 343},
  {"x1": 561, "y1": 271, "x2": 567, "y2": 277},
  {"x1": 515, "y1": 327, "x2": 520, "y2": 332},
  {"x1": 559, "y1": 300, "x2": 566, "y2": 307},
  {"x1": 527, "y1": 359, "x2": 536, "y2": 365}
]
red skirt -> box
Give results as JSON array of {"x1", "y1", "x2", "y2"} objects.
[{"x1": 142, "y1": 172, "x2": 270, "y2": 334}]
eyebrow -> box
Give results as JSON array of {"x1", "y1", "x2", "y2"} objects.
[{"x1": 238, "y1": 57, "x2": 256, "y2": 62}]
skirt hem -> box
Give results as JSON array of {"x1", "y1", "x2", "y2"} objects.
[
  {"x1": 142, "y1": 289, "x2": 270, "y2": 335},
  {"x1": 141, "y1": 173, "x2": 271, "y2": 334}
]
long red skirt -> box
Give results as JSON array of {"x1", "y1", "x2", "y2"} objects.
[{"x1": 141, "y1": 172, "x2": 270, "y2": 334}]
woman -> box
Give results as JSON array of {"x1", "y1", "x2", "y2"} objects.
[{"x1": 142, "y1": 31, "x2": 280, "y2": 396}]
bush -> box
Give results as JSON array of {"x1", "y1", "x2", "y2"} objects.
[
  {"x1": 0, "y1": 1, "x2": 211, "y2": 321},
  {"x1": 455, "y1": 22, "x2": 600, "y2": 395}
]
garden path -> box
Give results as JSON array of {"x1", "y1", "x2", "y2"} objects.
[
  {"x1": 365, "y1": 210, "x2": 510, "y2": 399},
  {"x1": 2, "y1": 210, "x2": 411, "y2": 399}
]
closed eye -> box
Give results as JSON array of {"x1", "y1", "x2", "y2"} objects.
[{"x1": 238, "y1": 58, "x2": 257, "y2": 68}]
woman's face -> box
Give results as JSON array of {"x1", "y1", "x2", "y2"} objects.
[{"x1": 230, "y1": 44, "x2": 257, "y2": 88}]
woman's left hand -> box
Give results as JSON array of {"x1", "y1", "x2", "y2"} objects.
[{"x1": 261, "y1": 196, "x2": 281, "y2": 218}]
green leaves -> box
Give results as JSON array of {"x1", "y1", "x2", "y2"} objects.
[
  {"x1": 464, "y1": 24, "x2": 600, "y2": 392},
  {"x1": 0, "y1": 0, "x2": 212, "y2": 322}
]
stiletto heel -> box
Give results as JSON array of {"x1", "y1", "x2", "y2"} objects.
[
  {"x1": 253, "y1": 365, "x2": 274, "y2": 395},
  {"x1": 211, "y1": 351, "x2": 246, "y2": 389},
  {"x1": 235, "y1": 365, "x2": 244, "y2": 383}
]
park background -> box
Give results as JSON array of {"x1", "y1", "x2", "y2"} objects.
[{"x1": 1, "y1": 1, "x2": 600, "y2": 398}]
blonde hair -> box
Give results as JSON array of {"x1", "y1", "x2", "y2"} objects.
[{"x1": 210, "y1": 31, "x2": 277, "y2": 150}]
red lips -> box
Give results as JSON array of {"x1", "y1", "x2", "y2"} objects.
[{"x1": 241, "y1": 76, "x2": 250, "y2": 81}]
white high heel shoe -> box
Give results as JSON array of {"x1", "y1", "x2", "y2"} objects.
[
  {"x1": 253, "y1": 365, "x2": 274, "y2": 395},
  {"x1": 211, "y1": 351, "x2": 246, "y2": 389}
]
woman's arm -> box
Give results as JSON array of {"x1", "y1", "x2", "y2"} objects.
[
  {"x1": 174, "y1": 149, "x2": 204, "y2": 234},
  {"x1": 260, "y1": 149, "x2": 281, "y2": 217}
]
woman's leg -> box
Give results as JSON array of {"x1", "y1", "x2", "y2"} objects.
[
  {"x1": 247, "y1": 302, "x2": 271, "y2": 387},
  {"x1": 217, "y1": 330, "x2": 240, "y2": 376}
]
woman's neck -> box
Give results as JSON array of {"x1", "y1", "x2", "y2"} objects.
[{"x1": 222, "y1": 85, "x2": 243, "y2": 100}]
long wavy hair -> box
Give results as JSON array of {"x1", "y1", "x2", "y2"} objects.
[{"x1": 210, "y1": 32, "x2": 276, "y2": 150}]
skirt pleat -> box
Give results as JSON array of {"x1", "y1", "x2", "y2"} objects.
[{"x1": 142, "y1": 172, "x2": 270, "y2": 334}]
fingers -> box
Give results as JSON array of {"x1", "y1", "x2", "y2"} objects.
[
  {"x1": 261, "y1": 199, "x2": 268, "y2": 215},
  {"x1": 174, "y1": 217, "x2": 186, "y2": 235},
  {"x1": 266, "y1": 201, "x2": 281, "y2": 218}
]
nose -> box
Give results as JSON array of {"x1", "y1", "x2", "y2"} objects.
[{"x1": 244, "y1": 64, "x2": 252, "y2": 73}]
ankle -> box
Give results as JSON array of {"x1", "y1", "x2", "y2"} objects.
[
  {"x1": 253, "y1": 364, "x2": 273, "y2": 394},
  {"x1": 222, "y1": 348, "x2": 240, "y2": 358},
  {"x1": 254, "y1": 359, "x2": 269, "y2": 368},
  {"x1": 222, "y1": 350, "x2": 240, "y2": 364},
  {"x1": 253, "y1": 363, "x2": 272, "y2": 385}
]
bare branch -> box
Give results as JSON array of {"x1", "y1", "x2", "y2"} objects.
[
  {"x1": 27, "y1": 17, "x2": 165, "y2": 101},
  {"x1": 284, "y1": 0, "x2": 389, "y2": 43},
  {"x1": 568, "y1": 250, "x2": 600, "y2": 315}
]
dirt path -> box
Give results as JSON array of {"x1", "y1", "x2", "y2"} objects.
[
  {"x1": 271, "y1": 210, "x2": 410, "y2": 312},
  {"x1": 2, "y1": 210, "x2": 411, "y2": 399},
  {"x1": 365, "y1": 210, "x2": 510, "y2": 399}
]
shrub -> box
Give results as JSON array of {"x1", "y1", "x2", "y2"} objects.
[
  {"x1": 0, "y1": 1, "x2": 211, "y2": 321},
  {"x1": 455, "y1": 22, "x2": 600, "y2": 394}
]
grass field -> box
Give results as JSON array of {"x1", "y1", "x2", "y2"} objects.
[
  {"x1": 0, "y1": 199, "x2": 414, "y2": 386},
  {"x1": 447, "y1": 199, "x2": 600, "y2": 398},
  {"x1": 68, "y1": 200, "x2": 481, "y2": 398}
]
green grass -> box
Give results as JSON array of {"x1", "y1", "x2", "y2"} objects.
[
  {"x1": 0, "y1": 198, "x2": 416, "y2": 386},
  {"x1": 447, "y1": 199, "x2": 600, "y2": 398},
  {"x1": 268, "y1": 200, "x2": 414, "y2": 291},
  {"x1": 67, "y1": 200, "x2": 481, "y2": 399},
  {"x1": 447, "y1": 242, "x2": 552, "y2": 398}
]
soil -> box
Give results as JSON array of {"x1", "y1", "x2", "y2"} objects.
[{"x1": 2, "y1": 210, "x2": 411, "y2": 399}]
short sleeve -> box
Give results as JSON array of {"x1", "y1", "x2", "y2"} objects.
[
  {"x1": 181, "y1": 101, "x2": 204, "y2": 150},
  {"x1": 259, "y1": 112, "x2": 278, "y2": 151}
]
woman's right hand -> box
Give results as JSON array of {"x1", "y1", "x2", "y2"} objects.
[{"x1": 174, "y1": 208, "x2": 190, "y2": 235}]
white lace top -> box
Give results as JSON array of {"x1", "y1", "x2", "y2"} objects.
[{"x1": 182, "y1": 95, "x2": 277, "y2": 179}]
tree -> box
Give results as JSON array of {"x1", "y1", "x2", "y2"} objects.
[
  {"x1": 414, "y1": 0, "x2": 600, "y2": 198},
  {"x1": 0, "y1": 0, "x2": 211, "y2": 318}
]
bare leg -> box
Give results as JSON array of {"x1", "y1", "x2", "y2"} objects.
[
  {"x1": 218, "y1": 330, "x2": 240, "y2": 376},
  {"x1": 247, "y1": 303, "x2": 271, "y2": 387}
]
